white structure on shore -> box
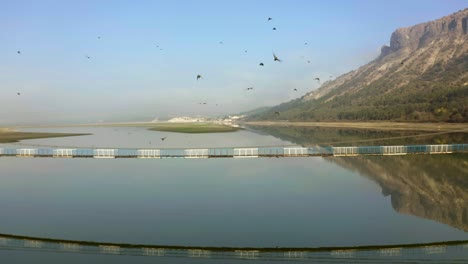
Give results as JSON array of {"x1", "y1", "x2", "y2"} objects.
[{"x1": 167, "y1": 117, "x2": 205, "y2": 123}]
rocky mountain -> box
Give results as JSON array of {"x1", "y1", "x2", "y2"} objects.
[{"x1": 247, "y1": 9, "x2": 468, "y2": 122}]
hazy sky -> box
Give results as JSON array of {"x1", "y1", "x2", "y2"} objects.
[{"x1": 1, "y1": 0, "x2": 466, "y2": 125}]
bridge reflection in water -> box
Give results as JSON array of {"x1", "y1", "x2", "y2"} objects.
[
  {"x1": 0, "y1": 234, "x2": 466, "y2": 262},
  {"x1": 0, "y1": 144, "x2": 466, "y2": 159}
]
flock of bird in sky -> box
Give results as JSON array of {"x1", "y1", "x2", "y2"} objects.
[
  {"x1": 190, "y1": 17, "x2": 325, "y2": 107},
  {"x1": 14, "y1": 17, "x2": 329, "y2": 141}
]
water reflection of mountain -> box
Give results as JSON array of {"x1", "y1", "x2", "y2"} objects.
[
  {"x1": 246, "y1": 125, "x2": 468, "y2": 146},
  {"x1": 248, "y1": 125, "x2": 468, "y2": 231},
  {"x1": 331, "y1": 154, "x2": 468, "y2": 231}
]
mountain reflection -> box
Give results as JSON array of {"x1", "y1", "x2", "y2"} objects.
[
  {"x1": 248, "y1": 125, "x2": 468, "y2": 231},
  {"x1": 331, "y1": 154, "x2": 468, "y2": 231}
]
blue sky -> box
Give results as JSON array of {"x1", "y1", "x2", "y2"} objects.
[{"x1": 1, "y1": 0, "x2": 466, "y2": 124}]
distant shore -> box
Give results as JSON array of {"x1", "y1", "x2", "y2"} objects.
[
  {"x1": 148, "y1": 123, "x2": 241, "y2": 133},
  {"x1": 5, "y1": 122, "x2": 242, "y2": 133},
  {"x1": 245, "y1": 121, "x2": 468, "y2": 132},
  {"x1": 0, "y1": 130, "x2": 90, "y2": 144}
]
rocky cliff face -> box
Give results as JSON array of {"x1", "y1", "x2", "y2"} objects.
[
  {"x1": 331, "y1": 155, "x2": 468, "y2": 231},
  {"x1": 304, "y1": 8, "x2": 468, "y2": 102}
]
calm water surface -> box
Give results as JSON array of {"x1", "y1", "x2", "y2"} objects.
[{"x1": 0, "y1": 126, "x2": 467, "y2": 262}]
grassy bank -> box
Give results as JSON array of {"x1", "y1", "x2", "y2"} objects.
[
  {"x1": 0, "y1": 131, "x2": 90, "y2": 143},
  {"x1": 149, "y1": 123, "x2": 240, "y2": 133}
]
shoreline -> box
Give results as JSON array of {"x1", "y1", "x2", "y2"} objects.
[{"x1": 244, "y1": 121, "x2": 468, "y2": 132}]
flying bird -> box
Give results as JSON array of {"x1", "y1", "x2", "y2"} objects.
[
  {"x1": 314, "y1": 77, "x2": 320, "y2": 82},
  {"x1": 272, "y1": 27, "x2": 277, "y2": 30},
  {"x1": 197, "y1": 74, "x2": 202, "y2": 80},
  {"x1": 268, "y1": 17, "x2": 272, "y2": 21},
  {"x1": 86, "y1": 56, "x2": 91, "y2": 59},
  {"x1": 293, "y1": 88, "x2": 297, "y2": 91},
  {"x1": 307, "y1": 60, "x2": 310, "y2": 63},
  {"x1": 17, "y1": 51, "x2": 21, "y2": 54},
  {"x1": 273, "y1": 53, "x2": 281, "y2": 62},
  {"x1": 274, "y1": 112, "x2": 280, "y2": 115},
  {"x1": 219, "y1": 41, "x2": 223, "y2": 45},
  {"x1": 161, "y1": 137, "x2": 167, "y2": 141},
  {"x1": 259, "y1": 62, "x2": 264, "y2": 66},
  {"x1": 246, "y1": 87, "x2": 254, "y2": 90},
  {"x1": 305, "y1": 42, "x2": 308, "y2": 45},
  {"x1": 17, "y1": 92, "x2": 21, "y2": 95},
  {"x1": 244, "y1": 50, "x2": 248, "y2": 53}
]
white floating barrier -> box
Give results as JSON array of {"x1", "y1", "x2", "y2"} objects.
[
  {"x1": 233, "y1": 148, "x2": 258, "y2": 158},
  {"x1": 428, "y1": 144, "x2": 451, "y2": 154},
  {"x1": 142, "y1": 248, "x2": 165, "y2": 256},
  {"x1": 333, "y1": 147, "x2": 358, "y2": 156},
  {"x1": 235, "y1": 250, "x2": 260, "y2": 259},
  {"x1": 137, "y1": 149, "x2": 161, "y2": 158},
  {"x1": 16, "y1": 148, "x2": 37, "y2": 157},
  {"x1": 184, "y1": 149, "x2": 209, "y2": 158},
  {"x1": 93, "y1": 149, "x2": 116, "y2": 159},
  {"x1": 53, "y1": 149, "x2": 75, "y2": 158},
  {"x1": 284, "y1": 147, "x2": 308, "y2": 157},
  {"x1": 99, "y1": 245, "x2": 120, "y2": 254},
  {"x1": 381, "y1": 146, "x2": 407, "y2": 155}
]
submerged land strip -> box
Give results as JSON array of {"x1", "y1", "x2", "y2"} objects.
[
  {"x1": 148, "y1": 123, "x2": 240, "y2": 133},
  {"x1": 0, "y1": 129, "x2": 90, "y2": 144}
]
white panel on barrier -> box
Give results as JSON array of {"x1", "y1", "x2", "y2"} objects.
[
  {"x1": 137, "y1": 149, "x2": 161, "y2": 158},
  {"x1": 93, "y1": 149, "x2": 116, "y2": 158},
  {"x1": 429, "y1": 144, "x2": 451, "y2": 154},
  {"x1": 233, "y1": 148, "x2": 258, "y2": 158},
  {"x1": 17, "y1": 148, "x2": 37, "y2": 157},
  {"x1": 284, "y1": 147, "x2": 308, "y2": 156},
  {"x1": 53, "y1": 149, "x2": 75, "y2": 158},
  {"x1": 381, "y1": 146, "x2": 407, "y2": 155},
  {"x1": 333, "y1": 147, "x2": 358, "y2": 156},
  {"x1": 184, "y1": 149, "x2": 209, "y2": 158}
]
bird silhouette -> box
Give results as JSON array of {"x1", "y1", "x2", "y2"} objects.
[
  {"x1": 246, "y1": 87, "x2": 254, "y2": 90},
  {"x1": 259, "y1": 62, "x2": 264, "y2": 66},
  {"x1": 307, "y1": 60, "x2": 310, "y2": 63},
  {"x1": 219, "y1": 41, "x2": 223, "y2": 45},
  {"x1": 274, "y1": 112, "x2": 280, "y2": 115},
  {"x1": 268, "y1": 17, "x2": 272, "y2": 21},
  {"x1": 293, "y1": 88, "x2": 297, "y2": 91},
  {"x1": 161, "y1": 137, "x2": 167, "y2": 141},
  {"x1": 197, "y1": 74, "x2": 202, "y2": 80},
  {"x1": 86, "y1": 56, "x2": 91, "y2": 59},
  {"x1": 273, "y1": 53, "x2": 281, "y2": 62},
  {"x1": 244, "y1": 50, "x2": 247, "y2": 53},
  {"x1": 305, "y1": 42, "x2": 308, "y2": 45},
  {"x1": 17, "y1": 51, "x2": 21, "y2": 54},
  {"x1": 17, "y1": 92, "x2": 21, "y2": 95},
  {"x1": 314, "y1": 77, "x2": 320, "y2": 82},
  {"x1": 272, "y1": 27, "x2": 277, "y2": 30}
]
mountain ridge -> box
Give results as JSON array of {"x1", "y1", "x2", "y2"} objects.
[{"x1": 247, "y1": 9, "x2": 468, "y2": 122}]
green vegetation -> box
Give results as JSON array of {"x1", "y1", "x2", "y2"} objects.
[
  {"x1": 0, "y1": 131, "x2": 90, "y2": 143},
  {"x1": 248, "y1": 54, "x2": 468, "y2": 122},
  {"x1": 149, "y1": 123, "x2": 241, "y2": 133}
]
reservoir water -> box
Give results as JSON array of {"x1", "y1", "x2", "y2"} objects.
[{"x1": 1, "y1": 125, "x2": 467, "y2": 263}]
